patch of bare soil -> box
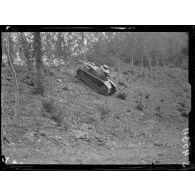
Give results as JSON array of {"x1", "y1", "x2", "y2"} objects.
[{"x1": 1, "y1": 64, "x2": 190, "y2": 164}]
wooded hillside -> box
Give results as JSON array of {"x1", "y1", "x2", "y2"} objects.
[{"x1": 1, "y1": 32, "x2": 190, "y2": 165}]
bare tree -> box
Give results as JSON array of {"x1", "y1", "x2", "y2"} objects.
[{"x1": 6, "y1": 33, "x2": 20, "y2": 123}]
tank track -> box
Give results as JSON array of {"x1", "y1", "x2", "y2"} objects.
[
  {"x1": 77, "y1": 69, "x2": 109, "y2": 95},
  {"x1": 109, "y1": 83, "x2": 116, "y2": 95}
]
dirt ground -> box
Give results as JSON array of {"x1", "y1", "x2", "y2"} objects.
[{"x1": 1, "y1": 63, "x2": 191, "y2": 164}]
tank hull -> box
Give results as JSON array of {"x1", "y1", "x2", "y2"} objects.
[{"x1": 76, "y1": 61, "x2": 116, "y2": 95}]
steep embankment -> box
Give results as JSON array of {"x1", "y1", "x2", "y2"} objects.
[{"x1": 1, "y1": 64, "x2": 191, "y2": 164}]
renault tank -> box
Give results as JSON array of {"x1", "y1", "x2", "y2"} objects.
[{"x1": 76, "y1": 60, "x2": 116, "y2": 95}]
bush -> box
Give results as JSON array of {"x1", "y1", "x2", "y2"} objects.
[
  {"x1": 42, "y1": 99, "x2": 55, "y2": 113},
  {"x1": 41, "y1": 99, "x2": 64, "y2": 126},
  {"x1": 117, "y1": 92, "x2": 127, "y2": 100},
  {"x1": 97, "y1": 106, "x2": 110, "y2": 120},
  {"x1": 136, "y1": 100, "x2": 144, "y2": 111},
  {"x1": 50, "y1": 110, "x2": 64, "y2": 126},
  {"x1": 62, "y1": 86, "x2": 69, "y2": 91},
  {"x1": 154, "y1": 105, "x2": 161, "y2": 117},
  {"x1": 123, "y1": 72, "x2": 129, "y2": 76},
  {"x1": 180, "y1": 111, "x2": 188, "y2": 118},
  {"x1": 32, "y1": 84, "x2": 44, "y2": 96},
  {"x1": 177, "y1": 104, "x2": 188, "y2": 119},
  {"x1": 118, "y1": 81, "x2": 128, "y2": 88}
]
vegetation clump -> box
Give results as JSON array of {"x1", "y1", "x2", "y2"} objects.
[
  {"x1": 177, "y1": 102, "x2": 188, "y2": 118},
  {"x1": 136, "y1": 100, "x2": 144, "y2": 111},
  {"x1": 155, "y1": 105, "x2": 161, "y2": 117},
  {"x1": 118, "y1": 81, "x2": 128, "y2": 88},
  {"x1": 41, "y1": 99, "x2": 64, "y2": 126},
  {"x1": 117, "y1": 92, "x2": 127, "y2": 100},
  {"x1": 97, "y1": 105, "x2": 110, "y2": 120}
]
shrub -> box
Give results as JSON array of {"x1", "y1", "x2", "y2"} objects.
[
  {"x1": 155, "y1": 105, "x2": 161, "y2": 117},
  {"x1": 128, "y1": 70, "x2": 134, "y2": 75},
  {"x1": 155, "y1": 105, "x2": 160, "y2": 111},
  {"x1": 180, "y1": 111, "x2": 188, "y2": 118},
  {"x1": 117, "y1": 92, "x2": 127, "y2": 100},
  {"x1": 123, "y1": 72, "x2": 129, "y2": 76},
  {"x1": 41, "y1": 99, "x2": 64, "y2": 126},
  {"x1": 136, "y1": 100, "x2": 144, "y2": 111},
  {"x1": 42, "y1": 99, "x2": 55, "y2": 113},
  {"x1": 118, "y1": 81, "x2": 128, "y2": 88},
  {"x1": 50, "y1": 110, "x2": 64, "y2": 126},
  {"x1": 97, "y1": 106, "x2": 110, "y2": 120},
  {"x1": 177, "y1": 105, "x2": 188, "y2": 119},
  {"x1": 62, "y1": 86, "x2": 69, "y2": 91},
  {"x1": 32, "y1": 84, "x2": 44, "y2": 96}
]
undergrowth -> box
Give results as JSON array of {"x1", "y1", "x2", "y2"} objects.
[{"x1": 41, "y1": 98, "x2": 64, "y2": 126}]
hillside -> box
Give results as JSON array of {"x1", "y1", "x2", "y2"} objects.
[{"x1": 1, "y1": 63, "x2": 191, "y2": 164}]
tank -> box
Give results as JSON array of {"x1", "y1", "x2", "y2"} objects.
[{"x1": 76, "y1": 60, "x2": 116, "y2": 95}]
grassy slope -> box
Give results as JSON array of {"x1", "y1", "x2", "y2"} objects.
[{"x1": 1, "y1": 63, "x2": 191, "y2": 164}]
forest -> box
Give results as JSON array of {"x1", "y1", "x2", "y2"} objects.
[
  {"x1": 2, "y1": 32, "x2": 188, "y2": 69},
  {"x1": 1, "y1": 32, "x2": 190, "y2": 164}
]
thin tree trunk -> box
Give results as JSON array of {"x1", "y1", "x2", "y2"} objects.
[
  {"x1": 162, "y1": 57, "x2": 166, "y2": 68},
  {"x1": 157, "y1": 57, "x2": 160, "y2": 68},
  {"x1": 33, "y1": 32, "x2": 44, "y2": 95},
  {"x1": 131, "y1": 56, "x2": 134, "y2": 67},
  {"x1": 6, "y1": 33, "x2": 20, "y2": 123},
  {"x1": 148, "y1": 57, "x2": 152, "y2": 71},
  {"x1": 130, "y1": 55, "x2": 134, "y2": 74},
  {"x1": 62, "y1": 38, "x2": 67, "y2": 62},
  {"x1": 149, "y1": 56, "x2": 153, "y2": 72},
  {"x1": 5, "y1": 36, "x2": 14, "y2": 67},
  {"x1": 82, "y1": 32, "x2": 86, "y2": 61},
  {"x1": 141, "y1": 57, "x2": 144, "y2": 75},
  {"x1": 147, "y1": 55, "x2": 153, "y2": 78}
]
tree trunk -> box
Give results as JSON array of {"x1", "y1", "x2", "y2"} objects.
[
  {"x1": 62, "y1": 38, "x2": 67, "y2": 62},
  {"x1": 162, "y1": 57, "x2": 166, "y2": 68},
  {"x1": 147, "y1": 55, "x2": 153, "y2": 78},
  {"x1": 118, "y1": 57, "x2": 121, "y2": 67},
  {"x1": 33, "y1": 32, "x2": 44, "y2": 95},
  {"x1": 141, "y1": 57, "x2": 144, "y2": 75},
  {"x1": 19, "y1": 33, "x2": 32, "y2": 71},
  {"x1": 131, "y1": 56, "x2": 134, "y2": 67},
  {"x1": 147, "y1": 55, "x2": 152, "y2": 71},
  {"x1": 6, "y1": 33, "x2": 20, "y2": 123},
  {"x1": 4, "y1": 35, "x2": 14, "y2": 67},
  {"x1": 82, "y1": 32, "x2": 86, "y2": 61},
  {"x1": 157, "y1": 57, "x2": 160, "y2": 68}
]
